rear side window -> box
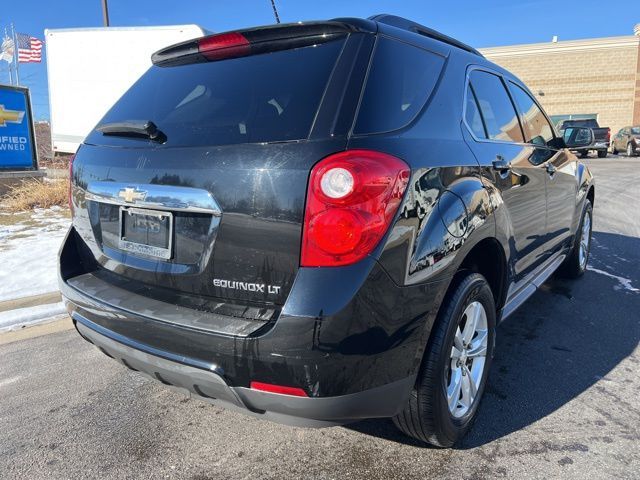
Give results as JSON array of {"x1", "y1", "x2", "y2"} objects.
[
  {"x1": 91, "y1": 39, "x2": 345, "y2": 147},
  {"x1": 354, "y1": 37, "x2": 445, "y2": 135},
  {"x1": 468, "y1": 70, "x2": 524, "y2": 143},
  {"x1": 509, "y1": 82, "x2": 555, "y2": 146},
  {"x1": 465, "y1": 86, "x2": 486, "y2": 138}
]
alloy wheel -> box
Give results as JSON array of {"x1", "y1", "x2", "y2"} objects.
[
  {"x1": 446, "y1": 301, "x2": 488, "y2": 418},
  {"x1": 579, "y1": 209, "x2": 591, "y2": 269}
]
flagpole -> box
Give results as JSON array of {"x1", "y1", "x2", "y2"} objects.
[
  {"x1": 3, "y1": 27, "x2": 13, "y2": 85},
  {"x1": 11, "y1": 23, "x2": 20, "y2": 85}
]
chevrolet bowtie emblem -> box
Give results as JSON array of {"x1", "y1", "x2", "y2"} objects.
[
  {"x1": 0, "y1": 104, "x2": 25, "y2": 127},
  {"x1": 118, "y1": 187, "x2": 147, "y2": 203}
]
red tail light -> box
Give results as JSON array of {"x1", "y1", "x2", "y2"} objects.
[
  {"x1": 606, "y1": 128, "x2": 611, "y2": 142},
  {"x1": 301, "y1": 150, "x2": 410, "y2": 267},
  {"x1": 68, "y1": 154, "x2": 75, "y2": 211},
  {"x1": 250, "y1": 381, "x2": 308, "y2": 397},
  {"x1": 198, "y1": 32, "x2": 250, "y2": 61}
]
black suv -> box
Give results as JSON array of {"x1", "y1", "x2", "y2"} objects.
[{"x1": 60, "y1": 15, "x2": 594, "y2": 447}]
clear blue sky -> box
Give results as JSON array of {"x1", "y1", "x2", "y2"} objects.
[{"x1": 1, "y1": 0, "x2": 637, "y2": 120}]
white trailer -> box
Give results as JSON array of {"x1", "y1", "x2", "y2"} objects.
[{"x1": 45, "y1": 25, "x2": 207, "y2": 154}]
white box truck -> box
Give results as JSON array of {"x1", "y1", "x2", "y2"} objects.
[{"x1": 45, "y1": 25, "x2": 207, "y2": 154}]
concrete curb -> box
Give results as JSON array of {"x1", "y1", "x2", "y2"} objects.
[
  {"x1": 0, "y1": 315, "x2": 72, "y2": 345},
  {"x1": 0, "y1": 292, "x2": 62, "y2": 313}
]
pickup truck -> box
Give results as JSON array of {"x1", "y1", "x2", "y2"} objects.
[{"x1": 557, "y1": 119, "x2": 610, "y2": 158}]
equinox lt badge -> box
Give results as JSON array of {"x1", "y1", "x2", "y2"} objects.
[{"x1": 213, "y1": 279, "x2": 281, "y2": 295}]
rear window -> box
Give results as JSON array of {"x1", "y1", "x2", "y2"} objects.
[
  {"x1": 561, "y1": 119, "x2": 598, "y2": 129},
  {"x1": 353, "y1": 37, "x2": 445, "y2": 135},
  {"x1": 89, "y1": 39, "x2": 345, "y2": 147}
]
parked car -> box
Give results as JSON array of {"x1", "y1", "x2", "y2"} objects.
[
  {"x1": 59, "y1": 14, "x2": 595, "y2": 447},
  {"x1": 610, "y1": 126, "x2": 640, "y2": 157},
  {"x1": 557, "y1": 118, "x2": 610, "y2": 158}
]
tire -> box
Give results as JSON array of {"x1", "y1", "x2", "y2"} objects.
[
  {"x1": 558, "y1": 199, "x2": 592, "y2": 278},
  {"x1": 393, "y1": 272, "x2": 496, "y2": 447},
  {"x1": 597, "y1": 150, "x2": 607, "y2": 158},
  {"x1": 611, "y1": 143, "x2": 618, "y2": 155},
  {"x1": 579, "y1": 150, "x2": 589, "y2": 158},
  {"x1": 627, "y1": 143, "x2": 637, "y2": 157}
]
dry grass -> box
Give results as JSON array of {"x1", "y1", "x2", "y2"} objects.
[{"x1": 2, "y1": 179, "x2": 68, "y2": 212}]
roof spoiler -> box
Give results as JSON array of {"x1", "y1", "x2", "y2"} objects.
[{"x1": 152, "y1": 20, "x2": 373, "y2": 67}]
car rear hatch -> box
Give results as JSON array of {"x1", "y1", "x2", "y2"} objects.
[{"x1": 68, "y1": 21, "x2": 375, "y2": 327}]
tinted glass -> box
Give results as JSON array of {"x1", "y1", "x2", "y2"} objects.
[
  {"x1": 354, "y1": 37, "x2": 445, "y2": 134},
  {"x1": 509, "y1": 83, "x2": 554, "y2": 146},
  {"x1": 561, "y1": 119, "x2": 598, "y2": 129},
  {"x1": 92, "y1": 40, "x2": 345, "y2": 147},
  {"x1": 465, "y1": 85, "x2": 487, "y2": 138},
  {"x1": 563, "y1": 127, "x2": 591, "y2": 144},
  {"x1": 631, "y1": 127, "x2": 640, "y2": 134},
  {"x1": 469, "y1": 71, "x2": 524, "y2": 143}
]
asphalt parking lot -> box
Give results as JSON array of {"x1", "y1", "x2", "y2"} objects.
[{"x1": 1, "y1": 156, "x2": 639, "y2": 480}]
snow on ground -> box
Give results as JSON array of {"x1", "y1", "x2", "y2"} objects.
[
  {"x1": 0, "y1": 206, "x2": 70, "y2": 302},
  {"x1": 0, "y1": 303, "x2": 68, "y2": 332}
]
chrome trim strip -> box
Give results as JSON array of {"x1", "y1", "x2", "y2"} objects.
[
  {"x1": 86, "y1": 181, "x2": 222, "y2": 216},
  {"x1": 500, "y1": 251, "x2": 566, "y2": 322}
]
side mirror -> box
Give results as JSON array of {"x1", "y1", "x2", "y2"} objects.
[{"x1": 563, "y1": 126, "x2": 593, "y2": 148}]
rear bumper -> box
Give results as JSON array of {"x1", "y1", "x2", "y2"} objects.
[
  {"x1": 73, "y1": 312, "x2": 413, "y2": 427},
  {"x1": 60, "y1": 226, "x2": 446, "y2": 426}
]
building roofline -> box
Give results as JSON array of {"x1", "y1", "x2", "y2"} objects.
[{"x1": 480, "y1": 35, "x2": 640, "y2": 58}]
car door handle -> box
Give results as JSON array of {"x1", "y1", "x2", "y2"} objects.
[
  {"x1": 546, "y1": 163, "x2": 557, "y2": 175},
  {"x1": 492, "y1": 155, "x2": 512, "y2": 172}
]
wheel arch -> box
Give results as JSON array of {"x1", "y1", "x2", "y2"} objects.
[
  {"x1": 587, "y1": 184, "x2": 595, "y2": 206},
  {"x1": 454, "y1": 236, "x2": 508, "y2": 313}
]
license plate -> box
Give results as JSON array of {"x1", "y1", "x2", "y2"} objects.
[{"x1": 119, "y1": 207, "x2": 173, "y2": 259}]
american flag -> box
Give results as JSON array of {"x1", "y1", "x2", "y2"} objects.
[{"x1": 16, "y1": 33, "x2": 42, "y2": 63}]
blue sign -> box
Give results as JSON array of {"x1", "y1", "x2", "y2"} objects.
[{"x1": 0, "y1": 85, "x2": 37, "y2": 170}]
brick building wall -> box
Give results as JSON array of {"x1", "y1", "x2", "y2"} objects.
[{"x1": 480, "y1": 31, "x2": 640, "y2": 134}]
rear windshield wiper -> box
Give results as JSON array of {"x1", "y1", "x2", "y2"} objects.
[{"x1": 96, "y1": 120, "x2": 167, "y2": 143}]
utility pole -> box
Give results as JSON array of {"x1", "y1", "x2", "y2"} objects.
[
  {"x1": 101, "y1": 0, "x2": 110, "y2": 27},
  {"x1": 269, "y1": 0, "x2": 281, "y2": 24}
]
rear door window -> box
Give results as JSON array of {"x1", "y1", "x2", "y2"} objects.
[
  {"x1": 465, "y1": 85, "x2": 487, "y2": 139},
  {"x1": 88, "y1": 39, "x2": 346, "y2": 147},
  {"x1": 508, "y1": 82, "x2": 555, "y2": 146},
  {"x1": 353, "y1": 37, "x2": 445, "y2": 135},
  {"x1": 468, "y1": 70, "x2": 524, "y2": 143}
]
